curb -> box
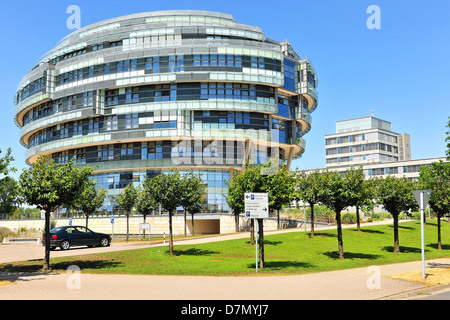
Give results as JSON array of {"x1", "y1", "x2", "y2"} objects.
[{"x1": 378, "y1": 282, "x2": 450, "y2": 300}]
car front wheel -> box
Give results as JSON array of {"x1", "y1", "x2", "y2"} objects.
[
  {"x1": 100, "y1": 237, "x2": 110, "y2": 247},
  {"x1": 60, "y1": 240, "x2": 70, "y2": 250}
]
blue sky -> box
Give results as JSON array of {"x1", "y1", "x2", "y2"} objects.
[{"x1": 1, "y1": 0, "x2": 449, "y2": 179}]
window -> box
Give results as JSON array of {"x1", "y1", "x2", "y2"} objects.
[
  {"x1": 74, "y1": 148, "x2": 86, "y2": 164},
  {"x1": 104, "y1": 63, "x2": 111, "y2": 75},
  {"x1": 117, "y1": 59, "x2": 137, "y2": 72},
  {"x1": 145, "y1": 57, "x2": 160, "y2": 73},
  {"x1": 154, "y1": 84, "x2": 171, "y2": 102},
  {"x1": 67, "y1": 95, "x2": 77, "y2": 111},
  {"x1": 73, "y1": 121, "x2": 83, "y2": 136},
  {"x1": 98, "y1": 145, "x2": 114, "y2": 161},
  {"x1": 106, "y1": 90, "x2": 119, "y2": 106},
  {"x1": 87, "y1": 118, "x2": 100, "y2": 134},
  {"x1": 104, "y1": 115, "x2": 118, "y2": 131},
  {"x1": 126, "y1": 88, "x2": 139, "y2": 103},
  {"x1": 125, "y1": 113, "x2": 139, "y2": 129},
  {"x1": 120, "y1": 144, "x2": 134, "y2": 157},
  {"x1": 82, "y1": 91, "x2": 94, "y2": 107},
  {"x1": 109, "y1": 41, "x2": 123, "y2": 47}
]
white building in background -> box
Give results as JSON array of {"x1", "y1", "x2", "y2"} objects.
[
  {"x1": 325, "y1": 114, "x2": 411, "y2": 169},
  {"x1": 304, "y1": 114, "x2": 447, "y2": 181}
]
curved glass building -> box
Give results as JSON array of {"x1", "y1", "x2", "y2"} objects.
[{"x1": 14, "y1": 10, "x2": 318, "y2": 213}]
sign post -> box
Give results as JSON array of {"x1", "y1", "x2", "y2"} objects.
[
  {"x1": 139, "y1": 223, "x2": 151, "y2": 243},
  {"x1": 111, "y1": 214, "x2": 115, "y2": 243},
  {"x1": 413, "y1": 189, "x2": 432, "y2": 280},
  {"x1": 255, "y1": 218, "x2": 258, "y2": 273},
  {"x1": 244, "y1": 193, "x2": 269, "y2": 272}
]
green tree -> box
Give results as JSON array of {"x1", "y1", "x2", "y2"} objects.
[
  {"x1": 0, "y1": 148, "x2": 20, "y2": 214},
  {"x1": 295, "y1": 170, "x2": 324, "y2": 237},
  {"x1": 419, "y1": 161, "x2": 450, "y2": 249},
  {"x1": 73, "y1": 179, "x2": 106, "y2": 228},
  {"x1": 375, "y1": 176, "x2": 418, "y2": 253},
  {"x1": 135, "y1": 184, "x2": 157, "y2": 224},
  {"x1": 265, "y1": 166, "x2": 295, "y2": 230},
  {"x1": 180, "y1": 172, "x2": 207, "y2": 236},
  {"x1": 226, "y1": 162, "x2": 290, "y2": 268},
  {"x1": 318, "y1": 169, "x2": 364, "y2": 260},
  {"x1": 143, "y1": 170, "x2": 184, "y2": 257},
  {"x1": 116, "y1": 182, "x2": 138, "y2": 242},
  {"x1": 19, "y1": 155, "x2": 93, "y2": 270},
  {"x1": 344, "y1": 166, "x2": 374, "y2": 232},
  {"x1": 226, "y1": 169, "x2": 247, "y2": 233},
  {"x1": 226, "y1": 163, "x2": 265, "y2": 243}
]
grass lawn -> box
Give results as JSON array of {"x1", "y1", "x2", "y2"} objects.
[{"x1": 2, "y1": 220, "x2": 450, "y2": 276}]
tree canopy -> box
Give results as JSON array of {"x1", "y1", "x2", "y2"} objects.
[
  {"x1": 19, "y1": 155, "x2": 93, "y2": 270},
  {"x1": 0, "y1": 148, "x2": 19, "y2": 214},
  {"x1": 116, "y1": 182, "x2": 138, "y2": 242},
  {"x1": 73, "y1": 179, "x2": 107, "y2": 228},
  {"x1": 375, "y1": 175, "x2": 418, "y2": 253}
]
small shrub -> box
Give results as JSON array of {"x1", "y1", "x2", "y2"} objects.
[
  {"x1": 342, "y1": 213, "x2": 357, "y2": 224},
  {"x1": 370, "y1": 213, "x2": 384, "y2": 221}
]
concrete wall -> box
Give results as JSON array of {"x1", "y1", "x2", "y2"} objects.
[{"x1": 0, "y1": 214, "x2": 279, "y2": 236}]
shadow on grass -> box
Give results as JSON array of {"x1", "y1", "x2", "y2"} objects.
[
  {"x1": 312, "y1": 232, "x2": 336, "y2": 238},
  {"x1": 245, "y1": 240, "x2": 283, "y2": 246},
  {"x1": 170, "y1": 248, "x2": 220, "y2": 256},
  {"x1": 382, "y1": 246, "x2": 428, "y2": 253},
  {"x1": 263, "y1": 240, "x2": 283, "y2": 246},
  {"x1": 0, "y1": 259, "x2": 123, "y2": 282},
  {"x1": 323, "y1": 251, "x2": 382, "y2": 260},
  {"x1": 427, "y1": 243, "x2": 450, "y2": 250},
  {"x1": 386, "y1": 225, "x2": 415, "y2": 230},
  {"x1": 247, "y1": 260, "x2": 315, "y2": 270},
  {"x1": 354, "y1": 229, "x2": 385, "y2": 235}
]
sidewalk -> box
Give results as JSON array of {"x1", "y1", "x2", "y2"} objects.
[
  {"x1": 1, "y1": 258, "x2": 449, "y2": 300},
  {"x1": 0, "y1": 219, "x2": 449, "y2": 300}
]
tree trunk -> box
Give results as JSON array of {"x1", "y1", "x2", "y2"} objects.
[
  {"x1": 438, "y1": 215, "x2": 442, "y2": 250},
  {"x1": 356, "y1": 205, "x2": 361, "y2": 232},
  {"x1": 191, "y1": 213, "x2": 195, "y2": 236},
  {"x1": 250, "y1": 219, "x2": 255, "y2": 245},
  {"x1": 143, "y1": 214, "x2": 147, "y2": 239},
  {"x1": 277, "y1": 210, "x2": 280, "y2": 230},
  {"x1": 85, "y1": 214, "x2": 89, "y2": 228},
  {"x1": 393, "y1": 214, "x2": 400, "y2": 253},
  {"x1": 126, "y1": 212, "x2": 129, "y2": 242},
  {"x1": 169, "y1": 211, "x2": 174, "y2": 257},
  {"x1": 43, "y1": 209, "x2": 51, "y2": 271},
  {"x1": 184, "y1": 210, "x2": 187, "y2": 237},
  {"x1": 336, "y1": 211, "x2": 344, "y2": 260},
  {"x1": 235, "y1": 213, "x2": 239, "y2": 232},
  {"x1": 258, "y1": 219, "x2": 264, "y2": 269},
  {"x1": 310, "y1": 203, "x2": 315, "y2": 237}
]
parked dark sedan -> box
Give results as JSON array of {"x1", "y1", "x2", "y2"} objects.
[{"x1": 42, "y1": 226, "x2": 111, "y2": 250}]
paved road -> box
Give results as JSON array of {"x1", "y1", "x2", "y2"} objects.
[{"x1": 1, "y1": 221, "x2": 449, "y2": 300}]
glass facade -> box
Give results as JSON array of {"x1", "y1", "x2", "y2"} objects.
[{"x1": 15, "y1": 10, "x2": 318, "y2": 212}]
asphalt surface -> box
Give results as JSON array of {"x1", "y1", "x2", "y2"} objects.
[{"x1": 1, "y1": 220, "x2": 449, "y2": 301}]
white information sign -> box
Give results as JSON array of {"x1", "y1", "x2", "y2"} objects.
[
  {"x1": 139, "y1": 223, "x2": 151, "y2": 243},
  {"x1": 244, "y1": 193, "x2": 269, "y2": 219}
]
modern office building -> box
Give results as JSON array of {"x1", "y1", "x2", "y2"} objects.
[
  {"x1": 317, "y1": 114, "x2": 446, "y2": 180},
  {"x1": 325, "y1": 114, "x2": 411, "y2": 169},
  {"x1": 14, "y1": 10, "x2": 318, "y2": 213}
]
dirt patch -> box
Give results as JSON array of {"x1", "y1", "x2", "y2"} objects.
[
  {"x1": 388, "y1": 267, "x2": 450, "y2": 287},
  {"x1": 0, "y1": 280, "x2": 11, "y2": 287}
]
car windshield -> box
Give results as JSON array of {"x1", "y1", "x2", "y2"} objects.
[{"x1": 50, "y1": 227, "x2": 64, "y2": 233}]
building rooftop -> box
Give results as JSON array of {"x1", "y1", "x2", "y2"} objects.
[{"x1": 335, "y1": 116, "x2": 392, "y2": 133}]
